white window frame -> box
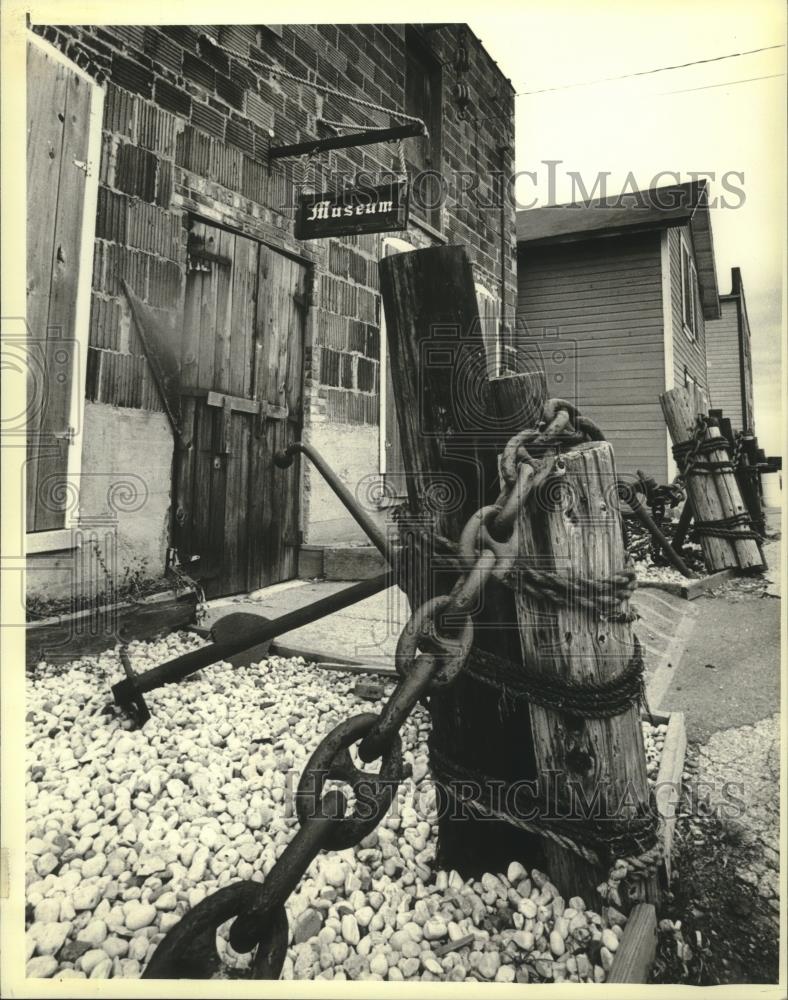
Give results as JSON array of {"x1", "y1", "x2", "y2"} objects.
[
  {"x1": 379, "y1": 237, "x2": 416, "y2": 476},
  {"x1": 679, "y1": 233, "x2": 699, "y2": 342},
  {"x1": 25, "y1": 33, "x2": 104, "y2": 553}
]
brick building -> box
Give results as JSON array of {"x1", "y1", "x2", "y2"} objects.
[{"x1": 25, "y1": 23, "x2": 515, "y2": 601}]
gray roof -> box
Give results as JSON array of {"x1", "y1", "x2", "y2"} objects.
[{"x1": 516, "y1": 180, "x2": 720, "y2": 319}]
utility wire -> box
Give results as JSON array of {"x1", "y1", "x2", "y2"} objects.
[
  {"x1": 516, "y1": 43, "x2": 785, "y2": 96},
  {"x1": 468, "y1": 65, "x2": 787, "y2": 127},
  {"x1": 656, "y1": 71, "x2": 786, "y2": 96}
]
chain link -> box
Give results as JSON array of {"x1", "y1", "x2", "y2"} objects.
[{"x1": 143, "y1": 398, "x2": 649, "y2": 978}]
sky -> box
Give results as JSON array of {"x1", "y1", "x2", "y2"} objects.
[{"x1": 471, "y1": 0, "x2": 786, "y2": 458}]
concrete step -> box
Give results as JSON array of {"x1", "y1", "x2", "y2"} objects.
[
  {"x1": 298, "y1": 544, "x2": 386, "y2": 581},
  {"x1": 298, "y1": 545, "x2": 386, "y2": 581}
]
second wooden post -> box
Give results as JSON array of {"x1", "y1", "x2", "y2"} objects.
[{"x1": 512, "y1": 439, "x2": 660, "y2": 905}]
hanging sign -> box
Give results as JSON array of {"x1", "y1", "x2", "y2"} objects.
[{"x1": 295, "y1": 179, "x2": 409, "y2": 241}]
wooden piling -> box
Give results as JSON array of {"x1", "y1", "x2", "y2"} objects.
[
  {"x1": 379, "y1": 245, "x2": 542, "y2": 876},
  {"x1": 660, "y1": 385, "x2": 763, "y2": 571},
  {"x1": 512, "y1": 440, "x2": 660, "y2": 905},
  {"x1": 487, "y1": 370, "x2": 546, "y2": 437}
]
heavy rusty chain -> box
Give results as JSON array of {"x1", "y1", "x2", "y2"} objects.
[{"x1": 143, "y1": 398, "x2": 636, "y2": 979}]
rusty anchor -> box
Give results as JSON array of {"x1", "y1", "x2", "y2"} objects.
[{"x1": 111, "y1": 441, "x2": 405, "y2": 724}]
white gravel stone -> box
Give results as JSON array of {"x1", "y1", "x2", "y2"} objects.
[
  {"x1": 25, "y1": 640, "x2": 628, "y2": 983},
  {"x1": 90, "y1": 958, "x2": 113, "y2": 979},
  {"x1": 71, "y1": 882, "x2": 101, "y2": 911},
  {"x1": 341, "y1": 914, "x2": 360, "y2": 946},
  {"x1": 77, "y1": 919, "x2": 108, "y2": 948},
  {"x1": 518, "y1": 898, "x2": 537, "y2": 919},
  {"x1": 123, "y1": 902, "x2": 156, "y2": 932},
  {"x1": 126, "y1": 936, "x2": 150, "y2": 963},
  {"x1": 30, "y1": 922, "x2": 72, "y2": 956},
  {"x1": 321, "y1": 858, "x2": 348, "y2": 888},
  {"x1": 102, "y1": 936, "x2": 129, "y2": 959},
  {"x1": 27, "y1": 956, "x2": 59, "y2": 978},
  {"x1": 422, "y1": 917, "x2": 448, "y2": 941},
  {"x1": 79, "y1": 949, "x2": 109, "y2": 975},
  {"x1": 33, "y1": 899, "x2": 61, "y2": 923},
  {"x1": 81, "y1": 853, "x2": 107, "y2": 878},
  {"x1": 35, "y1": 853, "x2": 59, "y2": 877}
]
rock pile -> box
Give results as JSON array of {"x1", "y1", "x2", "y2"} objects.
[
  {"x1": 25, "y1": 632, "x2": 658, "y2": 980},
  {"x1": 643, "y1": 720, "x2": 668, "y2": 781},
  {"x1": 632, "y1": 558, "x2": 690, "y2": 587}
]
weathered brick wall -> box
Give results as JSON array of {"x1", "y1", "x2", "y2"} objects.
[
  {"x1": 33, "y1": 21, "x2": 514, "y2": 411},
  {"x1": 31, "y1": 22, "x2": 515, "y2": 545}
]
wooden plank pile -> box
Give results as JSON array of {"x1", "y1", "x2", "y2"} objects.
[{"x1": 660, "y1": 385, "x2": 765, "y2": 574}]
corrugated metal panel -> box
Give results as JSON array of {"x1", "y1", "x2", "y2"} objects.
[{"x1": 517, "y1": 231, "x2": 667, "y2": 480}]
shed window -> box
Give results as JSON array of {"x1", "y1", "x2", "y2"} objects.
[{"x1": 680, "y1": 237, "x2": 699, "y2": 340}]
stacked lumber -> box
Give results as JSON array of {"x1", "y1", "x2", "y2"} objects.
[{"x1": 660, "y1": 386, "x2": 764, "y2": 573}]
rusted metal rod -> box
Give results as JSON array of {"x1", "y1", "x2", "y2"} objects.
[
  {"x1": 671, "y1": 498, "x2": 694, "y2": 553},
  {"x1": 618, "y1": 484, "x2": 695, "y2": 578},
  {"x1": 275, "y1": 442, "x2": 395, "y2": 563},
  {"x1": 269, "y1": 121, "x2": 426, "y2": 159},
  {"x1": 112, "y1": 572, "x2": 395, "y2": 725}
]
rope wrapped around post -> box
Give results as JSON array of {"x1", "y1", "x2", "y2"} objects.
[
  {"x1": 661, "y1": 385, "x2": 765, "y2": 572},
  {"x1": 428, "y1": 744, "x2": 664, "y2": 908},
  {"x1": 672, "y1": 415, "x2": 764, "y2": 543},
  {"x1": 481, "y1": 397, "x2": 661, "y2": 906}
]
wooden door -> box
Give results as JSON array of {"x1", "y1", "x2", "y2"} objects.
[
  {"x1": 26, "y1": 39, "x2": 93, "y2": 531},
  {"x1": 176, "y1": 221, "x2": 308, "y2": 597}
]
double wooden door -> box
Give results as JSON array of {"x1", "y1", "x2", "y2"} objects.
[{"x1": 175, "y1": 221, "x2": 308, "y2": 597}]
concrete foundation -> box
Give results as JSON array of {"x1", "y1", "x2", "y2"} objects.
[
  {"x1": 302, "y1": 421, "x2": 390, "y2": 546},
  {"x1": 27, "y1": 401, "x2": 174, "y2": 601}
]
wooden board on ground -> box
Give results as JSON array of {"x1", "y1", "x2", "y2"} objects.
[
  {"x1": 638, "y1": 568, "x2": 737, "y2": 600},
  {"x1": 608, "y1": 903, "x2": 658, "y2": 983},
  {"x1": 26, "y1": 589, "x2": 198, "y2": 667},
  {"x1": 652, "y1": 710, "x2": 687, "y2": 880}
]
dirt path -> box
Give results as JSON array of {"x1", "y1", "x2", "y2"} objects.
[{"x1": 649, "y1": 520, "x2": 782, "y2": 986}]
